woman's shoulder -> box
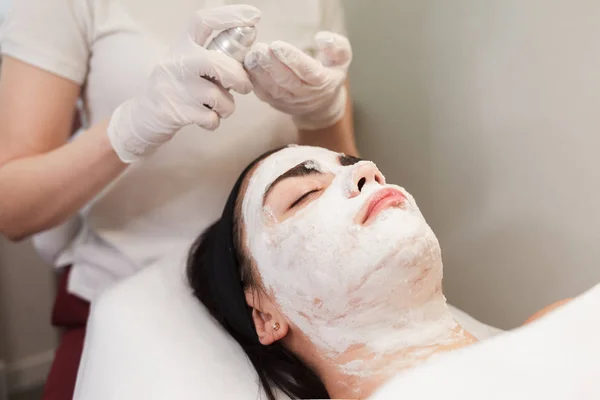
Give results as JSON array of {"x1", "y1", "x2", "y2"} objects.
[{"x1": 523, "y1": 298, "x2": 573, "y2": 325}]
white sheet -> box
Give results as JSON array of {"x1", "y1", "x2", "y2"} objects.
[
  {"x1": 74, "y1": 247, "x2": 504, "y2": 400},
  {"x1": 447, "y1": 303, "x2": 504, "y2": 340},
  {"x1": 74, "y1": 248, "x2": 260, "y2": 400},
  {"x1": 371, "y1": 283, "x2": 600, "y2": 400}
]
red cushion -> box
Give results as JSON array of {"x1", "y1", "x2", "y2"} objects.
[
  {"x1": 51, "y1": 266, "x2": 90, "y2": 328},
  {"x1": 43, "y1": 327, "x2": 86, "y2": 400},
  {"x1": 43, "y1": 267, "x2": 91, "y2": 399}
]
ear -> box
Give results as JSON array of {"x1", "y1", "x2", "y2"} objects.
[{"x1": 245, "y1": 289, "x2": 289, "y2": 345}]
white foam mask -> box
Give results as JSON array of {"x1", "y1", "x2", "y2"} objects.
[{"x1": 242, "y1": 146, "x2": 448, "y2": 357}]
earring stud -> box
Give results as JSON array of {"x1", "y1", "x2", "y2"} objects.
[{"x1": 272, "y1": 322, "x2": 280, "y2": 332}]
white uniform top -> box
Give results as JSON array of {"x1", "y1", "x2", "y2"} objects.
[{"x1": 0, "y1": 0, "x2": 346, "y2": 301}]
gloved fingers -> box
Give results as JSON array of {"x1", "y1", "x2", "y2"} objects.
[
  {"x1": 178, "y1": 102, "x2": 221, "y2": 131},
  {"x1": 314, "y1": 31, "x2": 352, "y2": 69},
  {"x1": 248, "y1": 70, "x2": 295, "y2": 103},
  {"x1": 244, "y1": 41, "x2": 268, "y2": 69},
  {"x1": 183, "y1": 45, "x2": 253, "y2": 94},
  {"x1": 200, "y1": 85, "x2": 236, "y2": 119},
  {"x1": 245, "y1": 43, "x2": 296, "y2": 99},
  {"x1": 190, "y1": 5, "x2": 261, "y2": 46},
  {"x1": 186, "y1": 78, "x2": 236, "y2": 118},
  {"x1": 268, "y1": 40, "x2": 327, "y2": 86},
  {"x1": 249, "y1": 43, "x2": 305, "y2": 89}
]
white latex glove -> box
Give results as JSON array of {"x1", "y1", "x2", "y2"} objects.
[
  {"x1": 107, "y1": 5, "x2": 260, "y2": 163},
  {"x1": 244, "y1": 31, "x2": 352, "y2": 131}
]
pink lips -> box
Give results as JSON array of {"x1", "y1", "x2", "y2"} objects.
[{"x1": 361, "y1": 188, "x2": 406, "y2": 225}]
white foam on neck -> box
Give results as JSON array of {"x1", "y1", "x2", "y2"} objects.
[{"x1": 335, "y1": 298, "x2": 460, "y2": 378}]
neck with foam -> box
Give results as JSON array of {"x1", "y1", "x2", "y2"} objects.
[{"x1": 298, "y1": 294, "x2": 476, "y2": 399}]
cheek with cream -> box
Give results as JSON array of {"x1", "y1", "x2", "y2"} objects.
[{"x1": 242, "y1": 146, "x2": 449, "y2": 358}]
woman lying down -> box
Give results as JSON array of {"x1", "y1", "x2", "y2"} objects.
[{"x1": 187, "y1": 145, "x2": 569, "y2": 400}]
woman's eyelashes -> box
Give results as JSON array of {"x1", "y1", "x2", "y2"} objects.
[{"x1": 289, "y1": 189, "x2": 321, "y2": 210}]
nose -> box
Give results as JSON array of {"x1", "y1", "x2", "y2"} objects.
[{"x1": 349, "y1": 163, "x2": 385, "y2": 197}]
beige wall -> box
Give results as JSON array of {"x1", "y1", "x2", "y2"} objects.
[
  {"x1": 0, "y1": 238, "x2": 57, "y2": 391},
  {"x1": 345, "y1": 0, "x2": 600, "y2": 328}
]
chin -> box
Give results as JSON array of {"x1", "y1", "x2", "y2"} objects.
[
  {"x1": 367, "y1": 206, "x2": 434, "y2": 240},
  {"x1": 368, "y1": 210, "x2": 443, "y2": 281}
]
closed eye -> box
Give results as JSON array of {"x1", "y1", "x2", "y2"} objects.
[{"x1": 289, "y1": 189, "x2": 320, "y2": 210}]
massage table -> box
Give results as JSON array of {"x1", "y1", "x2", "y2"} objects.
[{"x1": 73, "y1": 246, "x2": 600, "y2": 399}]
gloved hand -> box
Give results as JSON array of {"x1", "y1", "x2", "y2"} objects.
[
  {"x1": 244, "y1": 31, "x2": 352, "y2": 131},
  {"x1": 107, "y1": 5, "x2": 260, "y2": 163}
]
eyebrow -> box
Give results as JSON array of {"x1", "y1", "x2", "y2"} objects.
[
  {"x1": 263, "y1": 161, "x2": 322, "y2": 204},
  {"x1": 262, "y1": 154, "x2": 363, "y2": 204},
  {"x1": 338, "y1": 154, "x2": 363, "y2": 166}
]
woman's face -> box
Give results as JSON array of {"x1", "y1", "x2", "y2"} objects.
[{"x1": 242, "y1": 146, "x2": 443, "y2": 356}]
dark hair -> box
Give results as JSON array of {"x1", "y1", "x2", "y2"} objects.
[{"x1": 186, "y1": 149, "x2": 330, "y2": 400}]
